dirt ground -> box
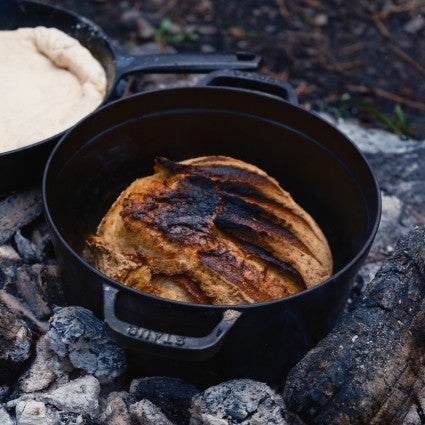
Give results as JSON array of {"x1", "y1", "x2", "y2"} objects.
[{"x1": 47, "y1": 0, "x2": 425, "y2": 139}]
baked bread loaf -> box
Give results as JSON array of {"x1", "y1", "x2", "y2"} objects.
[{"x1": 87, "y1": 156, "x2": 333, "y2": 304}]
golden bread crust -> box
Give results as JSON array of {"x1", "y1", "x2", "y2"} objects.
[{"x1": 87, "y1": 156, "x2": 333, "y2": 304}]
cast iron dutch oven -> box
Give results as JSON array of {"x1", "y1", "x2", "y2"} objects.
[
  {"x1": 0, "y1": 1, "x2": 260, "y2": 194},
  {"x1": 42, "y1": 70, "x2": 381, "y2": 386}
]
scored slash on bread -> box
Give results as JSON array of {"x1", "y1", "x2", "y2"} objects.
[{"x1": 87, "y1": 156, "x2": 333, "y2": 305}]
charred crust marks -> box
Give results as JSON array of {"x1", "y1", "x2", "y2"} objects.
[
  {"x1": 120, "y1": 158, "x2": 321, "y2": 301},
  {"x1": 121, "y1": 175, "x2": 220, "y2": 244}
]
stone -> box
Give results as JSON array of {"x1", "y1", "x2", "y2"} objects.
[
  {"x1": 45, "y1": 306, "x2": 126, "y2": 384},
  {"x1": 130, "y1": 377, "x2": 199, "y2": 424},
  {"x1": 190, "y1": 379, "x2": 287, "y2": 424},
  {"x1": 0, "y1": 300, "x2": 32, "y2": 384},
  {"x1": 0, "y1": 190, "x2": 42, "y2": 245},
  {"x1": 129, "y1": 399, "x2": 174, "y2": 425}
]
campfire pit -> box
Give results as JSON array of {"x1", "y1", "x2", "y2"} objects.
[{"x1": 0, "y1": 83, "x2": 424, "y2": 423}]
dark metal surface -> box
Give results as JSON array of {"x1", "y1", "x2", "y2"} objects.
[
  {"x1": 104, "y1": 285, "x2": 241, "y2": 360},
  {"x1": 198, "y1": 69, "x2": 299, "y2": 104},
  {"x1": 0, "y1": 0, "x2": 260, "y2": 194},
  {"x1": 43, "y1": 75, "x2": 381, "y2": 385}
]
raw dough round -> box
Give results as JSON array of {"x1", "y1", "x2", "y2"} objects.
[{"x1": 0, "y1": 26, "x2": 107, "y2": 153}]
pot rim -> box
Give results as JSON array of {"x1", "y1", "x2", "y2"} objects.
[{"x1": 42, "y1": 85, "x2": 382, "y2": 311}]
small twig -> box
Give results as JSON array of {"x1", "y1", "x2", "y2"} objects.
[
  {"x1": 371, "y1": 6, "x2": 425, "y2": 80},
  {"x1": 337, "y1": 42, "x2": 368, "y2": 56},
  {"x1": 294, "y1": 82, "x2": 318, "y2": 96},
  {"x1": 122, "y1": 75, "x2": 135, "y2": 98},
  {"x1": 372, "y1": 14, "x2": 390, "y2": 39},
  {"x1": 276, "y1": 0, "x2": 289, "y2": 19},
  {"x1": 328, "y1": 59, "x2": 365, "y2": 73},
  {"x1": 261, "y1": 68, "x2": 289, "y2": 80},
  {"x1": 347, "y1": 85, "x2": 425, "y2": 111},
  {"x1": 300, "y1": 0, "x2": 323, "y2": 9},
  {"x1": 388, "y1": 45, "x2": 425, "y2": 79}
]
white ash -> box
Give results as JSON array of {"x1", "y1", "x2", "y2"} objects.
[
  {"x1": 8, "y1": 375, "x2": 101, "y2": 420},
  {"x1": 19, "y1": 336, "x2": 72, "y2": 394},
  {"x1": 15, "y1": 400, "x2": 58, "y2": 425},
  {"x1": 0, "y1": 406, "x2": 14, "y2": 425},
  {"x1": 97, "y1": 391, "x2": 133, "y2": 425},
  {"x1": 44, "y1": 306, "x2": 127, "y2": 384},
  {"x1": 0, "y1": 244, "x2": 21, "y2": 265},
  {"x1": 130, "y1": 399, "x2": 174, "y2": 425},
  {"x1": 190, "y1": 379, "x2": 287, "y2": 425}
]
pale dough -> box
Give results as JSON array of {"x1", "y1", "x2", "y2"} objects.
[{"x1": 0, "y1": 26, "x2": 107, "y2": 153}]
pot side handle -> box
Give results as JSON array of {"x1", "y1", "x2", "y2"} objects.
[
  {"x1": 114, "y1": 50, "x2": 261, "y2": 79},
  {"x1": 198, "y1": 69, "x2": 299, "y2": 105},
  {"x1": 103, "y1": 285, "x2": 242, "y2": 361}
]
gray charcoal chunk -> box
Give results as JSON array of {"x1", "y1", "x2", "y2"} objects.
[
  {"x1": 0, "y1": 406, "x2": 15, "y2": 425},
  {"x1": 190, "y1": 379, "x2": 287, "y2": 424},
  {"x1": 40, "y1": 376, "x2": 100, "y2": 418},
  {"x1": 98, "y1": 391, "x2": 132, "y2": 425},
  {"x1": 29, "y1": 264, "x2": 64, "y2": 309},
  {"x1": 0, "y1": 300, "x2": 32, "y2": 384},
  {"x1": 0, "y1": 386, "x2": 11, "y2": 402},
  {"x1": 14, "y1": 230, "x2": 44, "y2": 264},
  {"x1": 45, "y1": 306, "x2": 126, "y2": 383},
  {"x1": 19, "y1": 336, "x2": 71, "y2": 394},
  {"x1": 0, "y1": 190, "x2": 42, "y2": 245},
  {"x1": 0, "y1": 244, "x2": 21, "y2": 266},
  {"x1": 16, "y1": 265, "x2": 51, "y2": 319},
  {"x1": 15, "y1": 400, "x2": 59, "y2": 425},
  {"x1": 0, "y1": 264, "x2": 17, "y2": 291},
  {"x1": 10, "y1": 376, "x2": 101, "y2": 420},
  {"x1": 130, "y1": 377, "x2": 199, "y2": 424},
  {"x1": 129, "y1": 399, "x2": 174, "y2": 425}
]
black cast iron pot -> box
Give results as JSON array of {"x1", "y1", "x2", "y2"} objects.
[
  {"x1": 0, "y1": 1, "x2": 260, "y2": 194},
  {"x1": 42, "y1": 71, "x2": 380, "y2": 386}
]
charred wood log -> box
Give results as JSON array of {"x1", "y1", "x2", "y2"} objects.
[
  {"x1": 282, "y1": 225, "x2": 425, "y2": 425},
  {"x1": 0, "y1": 300, "x2": 32, "y2": 384},
  {"x1": 0, "y1": 189, "x2": 42, "y2": 246}
]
